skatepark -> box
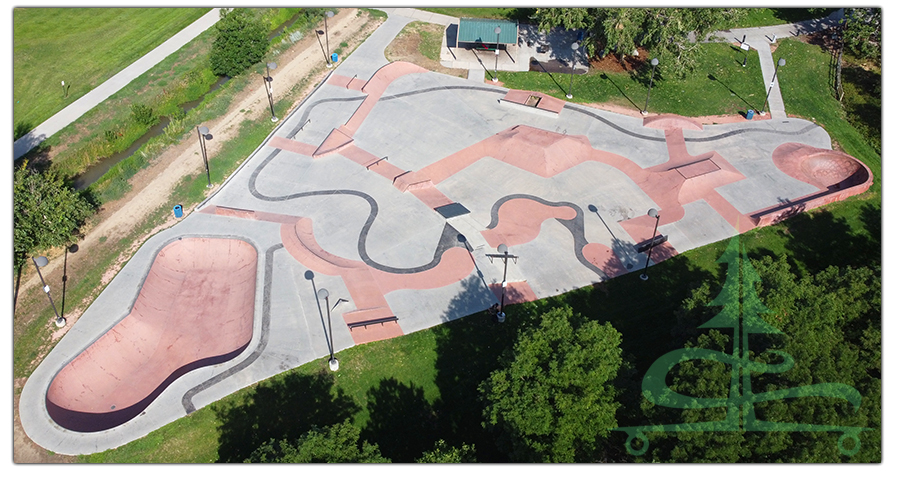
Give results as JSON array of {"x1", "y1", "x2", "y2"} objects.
[{"x1": 19, "y1": 8, "x2": 871, "y2": 455}]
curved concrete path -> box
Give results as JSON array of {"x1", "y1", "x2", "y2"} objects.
[
  {"x1": 20, "y1": 7, "x2": 867, "y2": 457},
  {"x1": 13, "y1": 8, "x2": 222, "y2": 160}
]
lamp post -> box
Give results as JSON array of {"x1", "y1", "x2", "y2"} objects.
[
  {"x1": 760, "y1": 57, "x2": 786, "y2": 116},
  {"x1": 264, "y1": 62, "x2": 278, "y2": 122},
  {"x1": 197, "y1": 126, "x2": 212, "y2": 187},
  {"x1": 640, "y1": 208, "x2": 661, "y2": 281},
  {"x1": 317, "y1": 288, "x2": 339, "y2": 371},
  {"x1": 315, "y1": 30, "x2": 332, "y2": 68},
  {"x1": 32, "y1": 256, "x2": 65, "y2": 327},
  {"x1": 325, "y1": 11, "x2": 334, "y2": 56},
  {"x1": 486, "y1": 244, "x2": 518, "y2": 323},
  {"x1": 567, "y1": 42, "x2": 579, "y2": 99},
  {"x1": 493, "y1": 25, "x2": 502, "y2": 82},
  {"x1": 642, "y1": 58, "x2": 659, "y2": 115}
]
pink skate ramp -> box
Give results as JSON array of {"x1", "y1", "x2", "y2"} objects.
[{"x1": 46, "y1": 237, "x2": 257, "y2": 432}]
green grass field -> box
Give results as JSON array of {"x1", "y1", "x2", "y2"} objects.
[
  {"x1": 13, "y1": 8, "x2": 210, "y2": 134},
  {"x1": 77, "y1": 27, "x2": 880, "y2": 462}
]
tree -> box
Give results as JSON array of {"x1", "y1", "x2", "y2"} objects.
[
  {"x1": 245, "y1": 420, "x2": 390, "y2": 463},
  {"x1": 843, "y1": 8, "x2": 881, "y2": 61},
  {"x1": 637, "y1": 247, "x2": 880, "y2": 463},
  {"x1": 533, "y1": 8, "x2": 746, "y2": 76},
  {"x1": 209, "y1": 8, "x2": 269, "y2": 77},
  {"x1": 416, "y1": 439, "x2": 477, "y2": 463},
  {"x1": 13, "y1": 161, "x2": 94, "y2": 269},
  {"x1": 480, "y1": 306, "x2": 623, "y2": 462}
]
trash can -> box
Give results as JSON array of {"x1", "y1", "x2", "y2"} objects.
[
  {"x1": 174, "y1": 204, "x2": 183, "y2": 218},
  {"x1": 331, "y1": 53, "x2": 339, "y2": 64},
  {"x1": 746, "y1": 109, "x2": 755, "y2": 120}
]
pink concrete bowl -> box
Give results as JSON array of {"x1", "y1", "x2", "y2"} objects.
[{"x1": 46, "y1": 237, "x2": 257, "y2": 432}]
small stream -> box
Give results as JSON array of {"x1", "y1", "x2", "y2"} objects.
[{"x1": 73, "y1": 10, "x2": 304, "y2": 191}]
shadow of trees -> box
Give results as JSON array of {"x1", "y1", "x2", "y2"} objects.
[
  {"x1": 779, "y1": 205, "x2": 880, "y2": 275},
  {"x1": 361, "y1": 378, "x2": 441, "y2": 463},
  {"x1": 213, "y1": 370, "x2": 359, "y2": 463}
]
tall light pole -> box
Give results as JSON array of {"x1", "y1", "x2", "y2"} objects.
[
  {"x1": 197, "y1": 126, "x2": 212, "y2": 187},
  {"x1": 318, "y1": 288, "x2": 339, "y2": 371},
  {"x1": 32, "y1": 256, "x2": 65, "y2": 327},
  {"x1": 640, "y1": 208, "x2": 661, "y2": 281},
  {"x1": 324, "y1": 11, "x2": 334, "y2": 56},
  {"x1": 567, "y1": 42, "x2": 579, "y2": 99},
  {"x1": 493, "y1": 25, "x2": 502, "y2": 82},
  {"x1": 760, "y1": 57, "x2": 786, "y2": 116},
  {"x1": 264, "y1": 62, "x2": 278, "y2": 122},
  {"x1": 642, "y1": 58, "x2": 659, "y2": 115},
  {"x1": 315, "y1": 30, "x2": 332, "y2": 68},
  {"x1": 486, "y1": 243, "x2": 518, "y2": 323}
]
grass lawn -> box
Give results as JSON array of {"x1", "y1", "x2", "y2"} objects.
[
  {"x1": 74, "y1": 26, "x2": 880, "y2": 464},
  {"x1": 735, "y1": 7, "x2": 838, "y2": 28},
  {"x1": 13, "y1": 8, "x2": 210, "y2": 134},
  {"x1": 420, "y1": 7, "x2": 535, "y2": 22},
  {"x1": 500, "y1": 42, "x2": 769, "y2": 117}
]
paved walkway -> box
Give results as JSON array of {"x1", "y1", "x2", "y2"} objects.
[
  {"x1": 13, "y1": 8, "x2": 222, "y2": 160},
  {"x1": 20, "y1": 7, "x2": 868, "y2": 456}
]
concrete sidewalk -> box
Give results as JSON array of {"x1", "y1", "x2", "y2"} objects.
[{"x1": 13, "y1": 8, "x2": 222, "y2": 160}]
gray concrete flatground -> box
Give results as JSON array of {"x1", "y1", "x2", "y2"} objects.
[{"x1": 20, "y1": 8, "x2": 852, "y2": 456}]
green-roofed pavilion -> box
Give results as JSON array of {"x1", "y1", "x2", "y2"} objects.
[{"x1": 456, "y1": 18, "x2": 518, "y2": 48}]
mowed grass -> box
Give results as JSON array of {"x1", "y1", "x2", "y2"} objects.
[
  {"x1": 13, "y1": 7, "x2": 209, "y2": 132},
  {"x1": 78, "y1": 31, "x2": 880, "y2": 462},
  {"x1": 499, "y1": 42, "x2": 770, "y2": 117}
]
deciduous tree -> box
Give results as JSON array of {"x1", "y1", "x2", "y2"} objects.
[
  {"x1": 246, "y1": 420, "x2": 390, "y2": 463},
  {"x1": 209, "y1": 8, "x2": 269, "y2": 77}
]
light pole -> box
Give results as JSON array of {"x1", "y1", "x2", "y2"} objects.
[
  {"x1": 318, "y1": 288, "x2": 339, "y2": 371},
  {"x1": 315, "y1": 30, "x2": 332, "y2": 68},
  {"x1": 493, "y1": 25, "x2": 502, "y2": 82},
  {"x1": 640, "y1": 208, "x2": 661, "y2": 281},
  {"x1": 760, "y1": 57, "x2": 786, "y2": 116},
  {"x1": 197, "y1": 126, "x2": 212, "y2": 187},
  {"x1": 264, "y1": 62, "x2": 278, "y2": 122},
  {"x1": 32, "y1": 256, "x2": 65, "y2": 327},
  {"x1": 642, "y1": 58, "x2": 659, "y2": 115},
  {"x1": 486, "y1": 243, "x2": 518, "y2": 323},
  {"x1": 325, "y1": 11, "x2": 334, "y2": 56},
  {"x1": 567, "y1": 42, "x2": 580, "y2": 99}
]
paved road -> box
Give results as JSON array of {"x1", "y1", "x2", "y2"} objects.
[{"x1": 12, "y1": 8, "x2": 222, "y2": 160}]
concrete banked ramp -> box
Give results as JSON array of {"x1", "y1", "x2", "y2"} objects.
[{"x1": 46, "y1": 238, "x2": 257, "y2": 432}]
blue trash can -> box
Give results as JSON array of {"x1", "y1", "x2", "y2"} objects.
[
  {"x1": 331, "y1": 53, "x2": 339, "y2": 63},
  {"x1": 746, "y1": 109, "x2": 755, "y2": 120},
  {"x1": 174, "y1": 204, "x2": 183, "y2": 218}
]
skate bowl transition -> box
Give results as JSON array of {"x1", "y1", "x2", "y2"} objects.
[{"x1": 46, "y1": 237, "x2": 257, "y2": 432}]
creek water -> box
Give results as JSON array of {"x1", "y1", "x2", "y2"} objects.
[{"x1": 72, "y1": 10, "x2": 304, "y2": 191}]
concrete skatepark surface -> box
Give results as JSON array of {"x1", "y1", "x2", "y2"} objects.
[{"x1": 19, "y1": 8, "x2": 871, "y2": 455}]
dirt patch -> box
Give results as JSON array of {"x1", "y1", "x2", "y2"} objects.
[
  {"x1": 13, "y1": 7, "x2": 382, "y2": 463},
  {"x1": 385, "y1": 22, "x2": 468, "y2": 79},
  {"x1": 590, "y1": 47, "x2": 650, "y2": 73}
]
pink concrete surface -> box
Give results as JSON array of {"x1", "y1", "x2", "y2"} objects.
[
  {"x1": 488, "y1": 281, "x2": 538, "y2": 305},
  {"x1": 344, "y1": 62, "x2": 429, "y2": 134},
  {"x1": 481, "y1": 198, "x2": 577, "y2": 249},
  {"x1": 313, "y1": 126, "x2": 355, "y2": 158},
  {"x1": 280, "y1": 217, "x2": 474, "y2": 344},
  {"x1": 582, "y1": 243, "x2": 628, "y2": 278},
  {"x1": 750, "y1": 143, "x2": 874, "y2": 226},
  {"x1": 643, "y1": 114, "x2": 704, "y2": 131},
  {"x1": 327, "y1": 73, "x2": 368, "y2": 92},
  {"x1": 269, "y1": 136, "x2": 317, "y2": 157},
  {"x1": 46, "y1": 238, "x2": 257, "y2": 432},
  {"x1": 502, "y1": 89, "x2": 566, "y2": 114}
]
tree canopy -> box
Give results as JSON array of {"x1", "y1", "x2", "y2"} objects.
[
  {"x1": 843, "y1": 8, "x2": 881, "y2": 61},
  {"x1": 209, "y1": 8, "x2": 269, "y2": 77},
  {"x1": 636, "y1": 248, "x2": 880, "y2": 463},
  {"x1": 13, "y1": 161, "x2": 94, "y2": 268},
  {"x1": 533, "y1": 8, "x2": 746, "y2": 76},
  {"x1": 480, "y1": 306, "x2": 623, "y2": 462},
  {"x1": 416, "y1": 439, "x2": 477, "y2": 463},
  {"x1": 245, "y1": 420, "x2": 390, "y2": 463}
]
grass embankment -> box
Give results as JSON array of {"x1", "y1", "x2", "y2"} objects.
[
  {"x1": 13, "y1": 8, "x2": 210, "y2": 137},
  {"x1": 79, "y1": 25, "x2": 880, "y2": 463},
  {"x1": 12, "y1": 8, "x2": 363, "y2": 380}
]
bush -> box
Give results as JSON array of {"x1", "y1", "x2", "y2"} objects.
[{"x1": 209, "y1": 8, "x2": 269, "y2": 77}]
